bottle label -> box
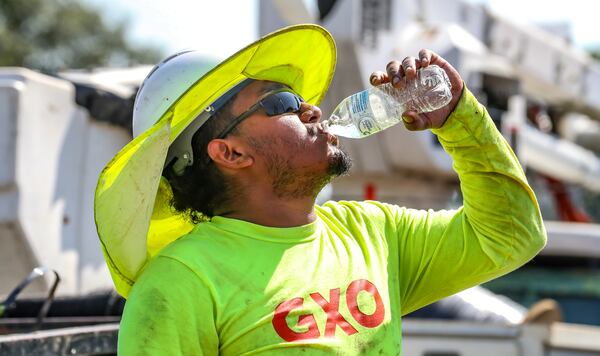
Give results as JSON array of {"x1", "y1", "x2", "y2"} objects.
[
  {"x1": 349, "y1": 91, "x2": 379, "y2": 136},
  {"x1": 350, "y1": 91, "x2": 368, "y2": 114},
  {"x1": 358, "y1": 117, "x2": 376, "y2": 136}
]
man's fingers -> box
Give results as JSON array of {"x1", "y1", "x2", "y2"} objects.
[
  {"x1": 401, "y1": 57, "x2": 417, "y2": 80},
  {"x1": 386, "y1": 60, "x2": 402, "y2": 86},
  {"x1": 418, "y1": 49, "x2": 432, "y2": 66},
  {"x1": 370, "y1": 71, "x2": 388, "y2": 85},
  {"x1": 382, "y1": 50, "x2": 454, "y2": 94},
  {"x1": 387, "y1": 57, "x2": 420, "y2": 88}
]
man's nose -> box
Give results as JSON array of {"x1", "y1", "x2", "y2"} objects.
[{"x1": 299, "y1": 103, "x2": 322, "y2": 123}]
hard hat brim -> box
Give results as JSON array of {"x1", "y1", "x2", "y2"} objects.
[{"x1": 94, "y1": 24, "x2": 337, "y2": 297}]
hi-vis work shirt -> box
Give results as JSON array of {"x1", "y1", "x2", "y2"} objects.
[{"x1": 118, "y1": 88, "x2": 546, "y2": 355}]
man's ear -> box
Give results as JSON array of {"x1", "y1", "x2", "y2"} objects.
[{"x1": 207, "y1": 138, "x2": 253, "y2": 169}]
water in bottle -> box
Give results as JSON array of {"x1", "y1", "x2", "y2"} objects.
[{"x1": 323, "y1": 65, "x2": 452, "y2": 138}]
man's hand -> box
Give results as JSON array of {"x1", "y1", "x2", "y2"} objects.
[{"x1": 369, "y1": 49, "x2": 464, "y2": 131}]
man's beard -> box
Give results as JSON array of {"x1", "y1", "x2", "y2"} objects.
[
  {"x1": 327, "y1": 148, "x2": 352, "y2": 177},
  {"x1": 248, "y1": 136, "x2": 352, "y2": 199}
]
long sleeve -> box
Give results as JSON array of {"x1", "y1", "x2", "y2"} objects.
[
  {"x1": 396, "y1": 87, "x2": 547, "y2": 315},
  {"x1": 118, "y1": 256, "x2": 219, "y2": 355}
]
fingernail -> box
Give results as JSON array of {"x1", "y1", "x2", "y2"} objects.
[
  {"x1": 402, "y1": 115, "x2": 413, "y2": 123},
  {"x1": 392, "y1": 76, "x2": 400, "y2": 86}
]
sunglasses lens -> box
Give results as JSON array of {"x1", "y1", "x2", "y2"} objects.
[{"x1": 262, "y1": 91, "x2": 302, "y2": 116}]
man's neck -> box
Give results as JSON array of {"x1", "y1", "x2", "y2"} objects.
[{"x1": 218, "y1": 189, "x2": 318, "y2": 228}]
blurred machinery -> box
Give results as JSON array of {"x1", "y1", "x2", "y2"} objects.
[{"x1": 0, "y1": 68, "x2": 144, "y2": 296}]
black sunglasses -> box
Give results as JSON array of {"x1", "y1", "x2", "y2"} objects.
[{"x1": 215, "y1": 88, "x2": 304, "y2": 140}]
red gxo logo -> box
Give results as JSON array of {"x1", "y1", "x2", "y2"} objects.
[{"x1": 272, "y1": 279, "x2": 385, "y2": 342}]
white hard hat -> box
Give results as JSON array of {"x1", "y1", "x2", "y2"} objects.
[{"x1": 133, "y1": 50, "x2": 215, "y2": 138}]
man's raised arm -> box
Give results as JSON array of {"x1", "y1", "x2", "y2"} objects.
[{"x1": 371, "y1": 50, "x2": 547, "y2": 314}]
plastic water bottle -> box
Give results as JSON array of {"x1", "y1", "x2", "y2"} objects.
[{"x1": 323, "y1": 65, "x2": 452, "y2": 138}]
